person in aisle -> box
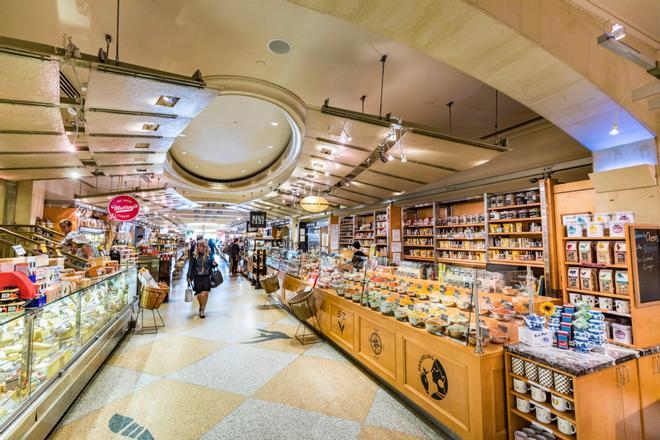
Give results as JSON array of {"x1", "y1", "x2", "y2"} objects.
[
  {"x1": 186, "y1": 239, "x2": 217, "y2": 318},
  {"x1": 188, "y1": 237, "x2": 196, "y2": 258},
  {"x1": 351, "y1": 240, "x2": 366, "y2": 270},
  {"x1": 226, "y1": 238, "x2": 241, "y2": 276},
  {"x1": 59, "y1": 219, "x2": 78, "y2": 253},
  {"x1": 207, "y1": 237, "x2": 217, "y2": 262},
  {"x1": 135, "y1": 234, "x2": 148, "y2": 247}
]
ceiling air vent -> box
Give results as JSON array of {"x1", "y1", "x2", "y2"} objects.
[
  {"x1": 134, "y1": 143, "x2": 150, "y2": 149},
  {"x1": 59, "y1": 72, "x2": 79, "y2": 99},
  {"x1": 136, "y1": 168, "x2": 148, "y2": 173}
]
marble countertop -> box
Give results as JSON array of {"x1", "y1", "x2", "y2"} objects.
[
  {"x1": 639, "y1": 345, "x2": 660, "y2": 357},
  {"x1": 505, "y1": 342, "x2": 639, "y2": 376}
]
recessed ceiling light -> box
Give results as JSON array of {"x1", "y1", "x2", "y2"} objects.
[
  {"x1": 155, "y1": 95, "x2": 180, "y2": 107},
  {"x1": 179, "y1": 134, "x2": 186, "y2": 137},
  {"x1": 270, "y1": 122, "x2": 278, "y2": 127},
  {"x1": 267, "y1": 145, "x2": 274, "y2": 149},
  {"x1": 142, "y1": 123, "x2": 160, "y2": 131},
  {"x1": 241, "y1": 169, "x2": 246, "y2": 173},
  {"x1": 324, "y1": 171, "x2": 330, "y2": 177},
  {"x1": 258, "y1": 160, "x2": 263, "y2": 163},
  {"x1": 195, "y1": 166, "x2": 199, "y2": 169},
  {"x1": 182, "y1": 151, "x2": 188, "y2": 155},
  {"x1": 70, "y1": 171, "x2": 80, "y2": 179},
  {"x1": 267, "y1": 39, "x2": 291, "y2": 54}
]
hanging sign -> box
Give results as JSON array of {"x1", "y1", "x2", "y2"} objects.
[
  {"x1": 300, "y1": 195, "x2": 329, "y2": 213},
  {"x1": 250, "y1": 211, "x2": 267, "y2": 229},
  {"x1": 107, "y1": 195, "x2": 140, "y2": 222},
  {"x1": 12, "y1": 245, "x2": 26, "y2": 256}
]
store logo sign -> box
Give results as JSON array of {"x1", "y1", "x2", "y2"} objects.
[
  {"x1": 369, "y1": 330, "x2": 383, "y2": 355},
  {"x1": 250, "y1": 211, "x2": 267, "y2": 228},
  {"x1": 418, "y1": 354, "x2": 449, "y2": 400},
  {"x1": 107, "y1": 195, "x2": 140, "y2": 222},
  {"x1": 300, "y1": 195, "x2": 329, "y2": 213}
]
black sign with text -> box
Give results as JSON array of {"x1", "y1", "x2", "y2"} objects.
[
  {"x1": 249, "y1": 211, "x2": 266, "y2": 229},
  {"x1": 633, "y1": 227, "x2": 660, "y2": 305}
]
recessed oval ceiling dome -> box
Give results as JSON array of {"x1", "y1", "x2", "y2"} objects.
[{"x1": 170, "y1": 95, "x2": 291, "y2": 181}]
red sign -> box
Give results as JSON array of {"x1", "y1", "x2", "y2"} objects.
[{"x1": 107, "y1": 195, "x2": 140, "y2": 222}]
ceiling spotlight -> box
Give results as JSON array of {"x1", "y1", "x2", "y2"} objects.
[
  {"x1": 401, "y1": 154, "x2": 408, "y2": 163},
  {"x1": 324, "y1": 171, "x2": 330, "y2": 177},
  {"x1": 609, "y1": 123, "x2": 620, "y2": 136},
  {"x1": 387, "y1": 154, "x2": 394, "y2": 161},
  {"x1": 258, "y1": 160, "x2": 263, "y2": 163},
  {"x1": 178, "y1": 134, "x2": 186, "y2": 138},
  {"x1": 610, "y1": 22, "x2": 626, "y2": 41},
  {"x1": 182, "y1": 151, "x2": 188, "y2": 155},
  {"x1": 66, "y1": 107, "x2": 78, "y2": 117},
  {"x1": 267, "y1": 145, "x2": 274, "y2": 149},
  {"x1": 142, "y1": 123, "x2": 160, "y2": 131},
  {"x1": 270, "y1": 122, "x2": 278, "y2": 127},
  {"x1": 155, "y1": 95, "x2": 180, "y2": 107},
  {"x1": 70, "y1": 171, "x2": 80, "y2": 179},
  {"x1": 334, "y1": 162, "x2": 339, "y2": 169},
  {"x1": 241, "y1": 170, "x2": 246, "y2": 173}
]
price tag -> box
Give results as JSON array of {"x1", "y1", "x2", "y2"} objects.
[
  {"x1": 40, "y1": 244, "x2": 48, "y2": 254},
  {"x1": 12, "y1": 245, "x2": 26, "y2": 256},
  {"x1": 55, "y1": 249, "x2": 62, "y2": 257}
]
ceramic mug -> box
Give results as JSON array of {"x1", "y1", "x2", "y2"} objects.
[
  {"x1": 551, "y1": 393, "x2": 574, "y2": 412},
  {"x1": 615, "y1": 299, "x2": 631, "y2": 314},
  {"x1": 538, "y1": 366, "x2": 554, "y2": 388},
  {"x1": 513, "y1": 431, "x2": 528, "y2": 440},
  {"x1": 525, "y1": 361, "x2": 539, "y2": 382},
  {"x1": 513, "y1": 378, "x2": 529, "y2": 394},
  {"x1": 554, "y1": 372, "x2": 573, "y2": 395},
  {"x1": 511, "y1": 357, "x2": 525, "y2": 376},
  {"x1": 568, "y1": 293, "x2": 582, "y2": 304},
  {"x1": 535, "y1": 405, "x2": 557, "y2": 424},
  {"x1": 557, "y1": 417, "x2": 577, "y2": 435},
  {"x1": 531, "y1": 385, "x2": 547, "y2": 402},
  {"x1": 516, "y1": 397, "x2": 535, "y2": 413},
  {"x1": 598, "y1": 296, "x2": 614, "y2": 310},
  {"x1": 582, "y1": 294, "x2": 597, "y2": 308},
  {"x1": 590, "y1": 311, "x2": 605, "y2": 321}
]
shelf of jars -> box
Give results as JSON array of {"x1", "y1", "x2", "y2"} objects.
[
  {"x1": 339, "y1": 215, "x2": 355, "y2": 247},
  {"x1": 374, "y1": 209, "x2": 388, "y2": 254}
]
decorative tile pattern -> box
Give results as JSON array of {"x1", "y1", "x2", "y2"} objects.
[
  {"x1": 108, "y1": 334, "x2": 224, "y2": 376},
  {"x1": 169, "y1": 344, "x2": 298, "y2": 396},
  {"x1": 256, "y1": 356, "x2": 378, "y2": 421},
  {"x1": 50, "y1": 379, "x2": 244, "y2": 440},
  {"x1": 178, "y1": 316, "x2": 269, "y2": 344},
  {"x1": 202, "y1": 399, "x2": 361, "y2": 440},
  {"x1": 303, "y1": 342, "x2": 349, "y2": 362}
]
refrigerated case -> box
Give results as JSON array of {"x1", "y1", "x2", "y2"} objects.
[{"x1": 0, "y1": 267, "x2": 138, "y2": 438}]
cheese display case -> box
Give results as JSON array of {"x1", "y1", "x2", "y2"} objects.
[{"x1": 0, "y1": 267, "x2": 137, "y2": 433}]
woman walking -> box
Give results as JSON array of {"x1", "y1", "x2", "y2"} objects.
[{"x1": 186, "y1": 240, "x2": 217, "y2": 318}]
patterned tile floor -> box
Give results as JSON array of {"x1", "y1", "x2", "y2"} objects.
[{"x1": 49, "y1": 264, "x2": 450, "y2": 440}]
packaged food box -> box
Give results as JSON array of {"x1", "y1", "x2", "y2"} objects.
[
  {"x1": 574, "y1": 214, "x2": 592, "y2": 224},
  {"x1": 580, "y1": 268, "x2": 597, "y2": 291},
  {"x1": 578, "y1": 241, "x2": 594, "y2": 264},
  {"x1": 614, "y1": 211, "x2": 634, "y2": 223},
  {"x1": 599, "y1": 269, "x2": 614, "y2": 293},
  {"x1": 567, "y1": 267, "x2": 579, "y2": 289},
  {"x1": 565, "y1": 241, "x2": 578, "y2": 262},
  {"x1": 614, "y1": 242, "x2": 627, "y2": 265},
  {"x1": 562, "y1": 215, "x2": 575, "y2": 225},
  {"x1": 566, "y1": 223, "x2": 584, "y2": 238},
  {"x1": 596, "y1": 241, "x2": 613, "y2": 265},
  {"x1": 609, "y1": 221, "x2": 626, "y2": 238},
  {"x1": 615, "y1": 271, "x2": 628, "y2": 294},
  {"x1": 593, "y1": 213, "x2": 612, "y2": 223},
  {"x1": 587, "y1": 222, "x2": 605, "y2": 238}
]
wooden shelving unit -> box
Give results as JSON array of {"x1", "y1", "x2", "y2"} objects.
[
  {"x1": 435, "y1": 197, "x2": 486, "y2": 267},
  {"x1": 374, "y1": 209, "x2": 388, "y2": 256},
  {"x1": 339, "y1": 215, "x2": 354, "y2": 249},
  {"x1": 354, "y1": 211, "x2": 374, "y2": 249},
  {"x1": 401, "y1": 204, "x2": 434, "y2": 262}
]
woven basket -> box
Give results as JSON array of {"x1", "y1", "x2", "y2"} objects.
[
  {"x1": 141, "y1": 283, "x2": 168, "y2": 310},
  {"x1": 288, "y1": 288, "x2": 318, "y2": 321},
  {"x1": 260, "y1": 275, "x2": 280, "y2": 294}
]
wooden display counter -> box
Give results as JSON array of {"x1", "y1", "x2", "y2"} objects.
[{"x1": 279, "y1": 272, "x2": 507, "y2": 440}]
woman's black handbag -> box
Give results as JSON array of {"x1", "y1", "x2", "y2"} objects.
[{"x1": 210, "y1": 267, "x2": 223, "y2": 288}]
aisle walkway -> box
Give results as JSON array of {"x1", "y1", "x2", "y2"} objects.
[{"x1": 49, "y1": 264, "x2": 448, "y2": 440}]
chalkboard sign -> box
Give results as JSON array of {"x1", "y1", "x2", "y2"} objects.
[{"x1": 631, "y1": 226, "x2": 660, "y2": 306}]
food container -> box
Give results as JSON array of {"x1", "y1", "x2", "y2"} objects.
[
  {"x1": 609, "y1": 222, "x2": 626, "y2": 238},
  {"x1": 578, "y1": 241, "x2": 594, "y2": 264},
  {"x1": 447, "y1": 324, "x2": 467, "y2": 339},
  {"x1": 615, "y1": 271, "x2": 629, "y2": 294},
  {"x1": 596, "y1": 241, "x2": 613, "y2": 265},
  {"x1": 579, "y1": 268, "x2": 597, "y2": 291},
  {"x1": 492, "y1": 308, "x2": 515, "y2": 322},
  {"x1": 587, "y1": 222, "x2": 605, "y2": 238},
  {"x1": 614, "y1": 242, "x2": 627, "y2": 265},
  {"x1": 394, "y1": 307, "x2": 409, "y2": 321},
  {"x1": 565, "y1": 241, "x2": 578, "y2": 262},
  {"x1": 593, "y1": 213, "x2": 612, "y2": 223},
  {"x1": 425, "y1": 318, "x2": 448, "y2": 334},
  {"x1": 441, "y1": 296, "x2": 455, "y2": 307},
  {"x1": 614, "y1": 211, "x2": 634, "y2": 223},
  {"x1": 566, "y1": 223, "x2": 584, "y2": 238},
  {"x1": 567, "y1": 268, "x2": 580, "y2": 289},
  {"x1": 598, "y1": 269, "x2": 614, "y2": 294},
  {"x1": 612, "y1": 323, "x2": 632, "y2": 344}
]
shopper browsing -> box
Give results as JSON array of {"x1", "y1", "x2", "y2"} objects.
[
  {"x1": 226, "y1": 238, "x2": 241, "y2": 276},
  {"x1": 351, "y1": 241, "x2": 366, "y2": 270},
  {"x1": 59, "y1": 219, "x2": 78, "y2": 253},
  {"x1": 135, "y1": 234, "x2": 148, "y2": 247},
  {"x1": 186, "y1": 240, "x2": 217, "y2": 318}
]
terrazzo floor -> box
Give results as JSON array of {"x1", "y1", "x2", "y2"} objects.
[{"x1": 49, "y1": 262, "x2": 449, "y2": 440}]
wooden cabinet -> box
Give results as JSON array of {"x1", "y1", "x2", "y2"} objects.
[
  {"x1": 506, "y1": 353, "x2": 642, "y2": 439},
  {"x1": 638, "y1": 353, "x2": 660, "y2": 439}
]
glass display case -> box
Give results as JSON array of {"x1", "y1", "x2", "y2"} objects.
[{"x1": 0, "y1": 267, "x2": 137, "y2": 430}]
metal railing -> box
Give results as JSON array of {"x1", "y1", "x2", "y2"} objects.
[{"x1": 0, "y1": 227, "x2": 86, "y2": 267}]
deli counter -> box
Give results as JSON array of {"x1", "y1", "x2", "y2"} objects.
[{"x1": 0, "y1": 267, "x2": 138, "y2": 439}]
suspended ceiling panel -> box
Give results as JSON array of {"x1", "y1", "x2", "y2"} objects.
[
  {"x1": 0, "y1": 153, "x2": 82, "y2": 169},
  {"x1": 297, "y1": 152, "x2": 355, "y2": 175},
  {"x1": 289, "y1": 168, "x2": 340, "y2": 187},
  {"x1": 88, "y1": 136, "x2": 175, "y2": 153},
  {"x1": 355, "y1": 170, "x2": 423, "y2": 192},
  {"x1": 401, "y1": 132, "x2": 502, "y2": 170},
  {"x1": 305, "y1": 110, "x2": 390, "y2": 150},
  {"x1": 85, "y1": 69, "x2": 216, "y2": 118},
  {"x1": 0, "y1": 133, "x2": 71, "y2": 152},
  {"x1": 347, "y1": 180, "x2": 400, "y2": 199},
  {"x1": 368, "y1": 160, "x2": 452, "y2": 183},
  {"x1": 99, "y1": 164, "x2": 164, "y2": 176},
  {"x1": 302, "y1": 138, "x2": 369, "y2": 167},
  {"x1": 92, "y1": 152, "x2": 167, "y2": 167},
  {"x1": 85, "y1": 112, "x2": 191, "y2": 137},
  {"x1": 0, "y1": 52, "x2": 60, "y2": 104},
  {"x1": 0, "y1": 103, "x2": 64, "y2": 132},
  {"x1": 330, "y1": 188, "x2": 379, "y2": 204},
  {"x1": 0, "y1": 168, "x2": 90, "y2": 181}
]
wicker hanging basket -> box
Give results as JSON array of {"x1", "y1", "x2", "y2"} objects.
[
  {"x1": 260, "y1": 274, "x2": 280, "y2": 294},
  {"x1": 140, "y1": 283, "x2": 168, "y2": 310},
  {"x1": 288, "y1": 288, "x2": 318, "y2": 322}
]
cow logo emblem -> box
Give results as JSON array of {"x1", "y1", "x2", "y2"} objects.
[
  {"x1": 417, "y1": 354, "x2": 449, "y2": 400},
  {"x1": 369, "y1": 331, "x2": 383, "y2": 355}
]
